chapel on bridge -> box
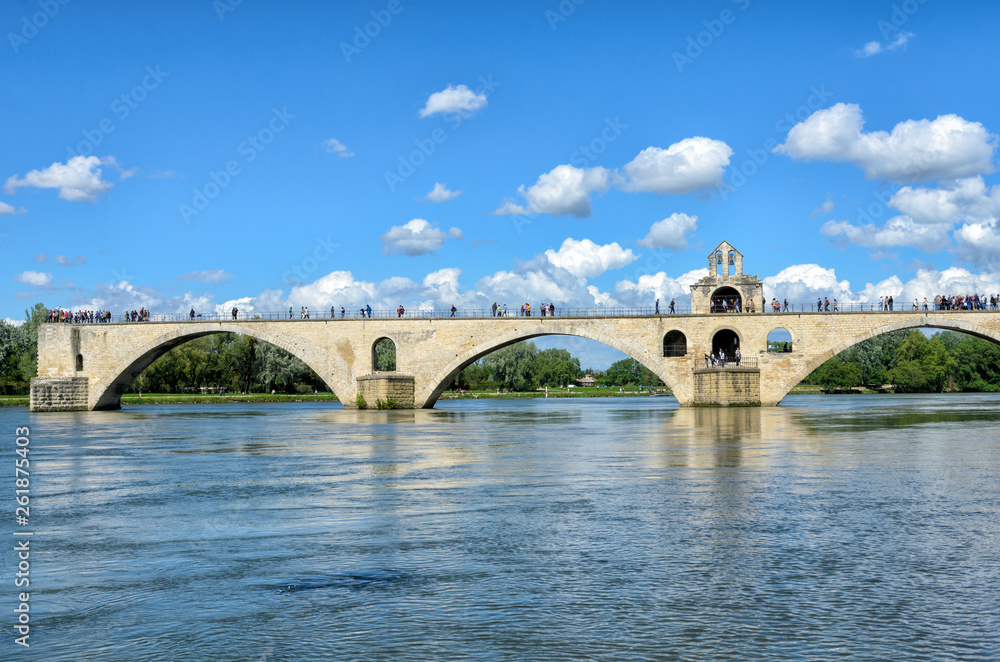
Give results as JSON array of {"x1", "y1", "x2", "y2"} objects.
[{"x1": 689, "y1": 241, "x2": 764, "y2": 314}]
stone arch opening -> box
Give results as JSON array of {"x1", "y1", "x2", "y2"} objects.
[
  {"x1": 76, "y1": 354, "x2": 83, "y2": 371},
  {"x1": 710, "y1": 287, "x2": 742, "y2": 313},
  {"x1": 712, "y1": 329, "x2": 740, "y2": 360},
  {"x1": 663, "y1": 330, "x2": 687, "y2": 357},
  {"x1": 373, "y1": 337, "x2": 396, "y2": 372},
  {"x1": 91, "y1": 325, "x2": 340, "y2": 410},
  {"x1": 419, "y1": 325, "x2": 683, "y2": 407},
  {"x1": 767, "y1": 328, "x2": 793, "y2": 352},
  {"x1": 766, "y1": 318, "x2": 1000, "y2": 406}
]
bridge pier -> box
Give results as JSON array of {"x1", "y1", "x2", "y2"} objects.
[
  {"x1": 355, "y1": 374, "x2": 415, "y2": 409},
  {"x1": 691, "y1": 367, "x2": 761, "y2": 406},
  {"x1": 30, "y1": 376, "x2": 90, "y2": 412}
]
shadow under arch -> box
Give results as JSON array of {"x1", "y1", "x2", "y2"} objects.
[
  {"x1": 416, "y1": 322, "x2": 683, "y2": 408},
  {"x1": 91, "y1": 323, "x2": 343, "y2": 409},
  {"x1": 776, "y1": 316, "x2": 1000, "y2": 402}
]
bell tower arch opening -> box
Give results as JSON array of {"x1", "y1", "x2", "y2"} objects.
[{"x1": 710, "y1": 287, "x2": 742, "y2": 313}]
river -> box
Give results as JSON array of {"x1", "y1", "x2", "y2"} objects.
[{"x1": 1, "y1": 394, "x2": 998, "y2": 661}]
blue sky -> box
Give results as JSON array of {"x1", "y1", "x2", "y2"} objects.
[{"x1": 3, "y1": 0, "x2": 1000, "y2": 368}]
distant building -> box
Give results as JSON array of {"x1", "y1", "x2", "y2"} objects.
[{"x1": 576, "y1": 374, "x2": 597, "y2": 387}]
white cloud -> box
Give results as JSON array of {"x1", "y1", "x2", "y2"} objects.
[
  {"x1": 323, "y1": 138, "x2": 354, "y2": 157},
  {"x1": 380, "y1": 218, "x2": 463, "y2": 256},
  {"x1": 492, "y1": 137, "x2": 731, "y2": 218},
  {"x1": 2, "y1": 317, "x2": 24, "y2": 327},
  {"x1": 614, "y1": 268, "x2": 708, "y2": 307},
  {"x1": 493, "y1": 165, "x2": 610, "y2": 217},
  {"x1": 774, "y1": 103, "x2": 997, "y2": 183},
  {"x1": 637, "y1": 212, "x2": 698, "y2": 249},
  {"x1": 954, "y1": 220, "x2": 1000, "y2": 269},
  {"x1": 178, "y1": 269, "x2": 233, "y2": 284},
  {"x1": 13, "y1": 270, "x2": 53, "y2": 287},
  {"x1": 5, "y1": 155, "x2": 116, "y2": 202},
  {"x1": 0, "y1": 201, "x2": 26, "y2": 215},
  {"x1": 890, "y1": 177, "x2": 1000, "y2": 224},
  {"x1": 810, "y1": 197, "x2": 835, "y2": 218},
  {"x1": 622, "y1": 137, "x2": 733, "y2": 194},
  {"x1": 544, "y1": 238, "x2": 638, "y2": 278},
  {"x1": 763, "y1": 264, "x2": 854, "y2": 304},
  {"x1": 54, "y1": 254, "x2": 87, "y2": 267},
  {"x1": 419, "y1": 84, "x2": 488, "y2": 118},
  {"x1": 855, "y1": 31, "x2": 913, "y2": 57},
  {"x1": 821, "y1": 216, "x2": 953, "y2": 252},
  {"x1": 423, "y1": 182, "x2": 461, "y2": 203}
]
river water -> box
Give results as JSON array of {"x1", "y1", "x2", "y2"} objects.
[{"x1": 1, "y1": 394, "x2": 998, "y2": 661}]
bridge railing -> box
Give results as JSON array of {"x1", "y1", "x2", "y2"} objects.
[
  {"x1": 39, "y1": 301, "x2": 1000, "y2": 324},
  {"x1": 696, "y1": 355, "x2": 759, "y2": 369}
]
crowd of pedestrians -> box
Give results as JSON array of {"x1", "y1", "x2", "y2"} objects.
[
  {"x1": 47, "y1": 308, "x2": 115, "y2": 323},
  {"x1": 935, "y1": 294, "x2": 998, "y2": 310}
]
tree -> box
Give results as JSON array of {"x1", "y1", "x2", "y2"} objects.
[
  {"x1": 533, "y1": 348, "x2": 581, "y2": 387},
  {"x1": 602, "y1": 358, "x2": 661, "y2": 386},
  {"x1": 949, "y1": 337, "x2": 1000, "y2": 392},
  {"x1": 484, "y1": 341, "x2": 538, "y2": 391},
  {"x1": 374, "y1": 338, "x2": 396, "y2": 372},
  {"x1": 889, "y1": 331, "x2": 953, "y2": 392}
]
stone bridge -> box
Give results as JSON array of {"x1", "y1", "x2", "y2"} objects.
[{"x1": 29, "y1": 310, "x2": 1000, "y2": 411}]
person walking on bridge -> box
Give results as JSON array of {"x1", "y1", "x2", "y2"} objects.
[
  {"x1": 655, "y1": 298, "x2": 660, "y2": 315},
  {"x1": 669, "y1": 298, "x2": 675, "y2": 314}
]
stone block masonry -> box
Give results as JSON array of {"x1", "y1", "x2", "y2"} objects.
[
  {"x1": 30, "y1": 377, "x2": 89, "y2": 412},
  {"x1": 693, "y1": 368, "x2": 760, "y2": 406},
  {"x1": 357, "y1": 374, "x2": 415, "y2": 408}
]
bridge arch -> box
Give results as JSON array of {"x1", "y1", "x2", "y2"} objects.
[
  {"x1": 769, "y1": 316, "x2": 1000, "y2": 405},
  {"x1": 90, "y1": 322, "x2": 346, "y2": 410},
  {"x1": 416, "y1": 322, "x2": 684, "y2": 407}
]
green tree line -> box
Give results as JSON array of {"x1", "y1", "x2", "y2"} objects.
[
  {"x1": 802, "y1": 329, "x2": 1000, "y2": 393},
  {"x1": 451, "y1": 341, "x2": 663, "y2": 392}
]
